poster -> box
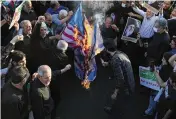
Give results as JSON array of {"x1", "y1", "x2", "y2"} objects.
[
  {"x1": 139, "y1": 66, "x2": 160, "y2": 91},
  {"x1": 121, "y1": 17, "x2": 141, "y2": 43}
]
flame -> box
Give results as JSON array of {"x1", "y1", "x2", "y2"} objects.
[
  {"x1": 84, "y1": 19, "x2": 93, "y2": 52},
  {"x1": 73, "y1": 18, "x2": 93, "y2": 89},
  {"x1": 73, "y1": 27, "x2": 82, "y2": 47},
  {"x1": 81, "y1": 79, "x2": 90, "y2": 89}
]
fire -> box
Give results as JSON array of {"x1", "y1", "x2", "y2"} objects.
[
  {"x1": 73, "y1": 17, "x2": 93, "y2": 89},
  {"x1": 73, "y1": 27, "x2": 82, "y2": 47},
  {"x1": 84, "y1": 19, "x2": 93, "y2": 52},
  {"x1": 81, "y1": 79, "x2": 90, "y2": 89}
]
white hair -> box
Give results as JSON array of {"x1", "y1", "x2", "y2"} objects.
[
  {"x1": 57, "y1": 40, "x2": 68, "y2": 51},
  {"x1": 59, "y1": 10, "x2": 68, "y2": 19},
  {"x1": 20, "y1": 20, "x2": 31, "y2": 28},
  {"x1": 37, "y1": 65, "x2": 51, "y2": 77}
]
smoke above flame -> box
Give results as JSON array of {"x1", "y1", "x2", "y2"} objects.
[{"x1": 83, "y1": 1, "x2": 114, "y2": 25}]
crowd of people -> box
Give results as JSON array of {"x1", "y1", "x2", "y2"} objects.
[{"x1": 1, "y1": 1, "x2": 176, "y2": 119}]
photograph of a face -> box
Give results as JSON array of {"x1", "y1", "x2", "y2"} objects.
[{"x1": 121, "y1": 17, "x2": 141, "y2": 43}]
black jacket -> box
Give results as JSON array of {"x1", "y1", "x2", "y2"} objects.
[
  {"x1": 31, "y1": 23, "x2": 68, "y2": 69},
  {"x1": 147, "y1": 32, "x2": 170, "y2": 65},
  {"x1": 30, "y1": 70, "x2": 61, "y2": 119},
  {"x1": 1, "y1": 82, "x2": 29, "y2": 119},
  {"x1": 19, "y1": 9, "x2": 37, "y2": 22},
  {"x1": 168, "y1": 18, "x2": 176, "y2": 38}
]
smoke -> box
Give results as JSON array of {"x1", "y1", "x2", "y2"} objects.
[
  {"x1": 86, "y1": 1, "x2": 114, "y2": 12},
  {"x1": 83, "y1": 1, "x2": 114, "y2": 25}
]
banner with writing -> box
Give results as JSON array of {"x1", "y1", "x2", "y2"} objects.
[{"x1": 139, "y1": 66, "x2": 160, "y2": 91}]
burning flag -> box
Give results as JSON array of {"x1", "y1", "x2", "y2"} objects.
[
  {"x1": 9, "y1": 0, "x2": 26, "y2": 29},
  {"x1": 61, "y1": 3, "x2": 104, "y2": 89}
]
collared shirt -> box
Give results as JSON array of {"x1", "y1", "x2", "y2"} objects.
[
  {"x1": 46, "y1": 6, "x2": 68, "y2": 15},
  {"x1": 2, "y1": 82, "x2": 28, "y2": 119},
  {"x1": 133, "y1": 7, "x2": 162, "y2": 39}
]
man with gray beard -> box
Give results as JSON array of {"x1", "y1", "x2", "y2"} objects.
[{"x1": 20, "y1": 1, "x2": 37, "y2": 23}]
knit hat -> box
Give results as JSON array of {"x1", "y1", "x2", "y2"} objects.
[{"x1": 57, "y1": 40, "x2": 68, "y2": 51}]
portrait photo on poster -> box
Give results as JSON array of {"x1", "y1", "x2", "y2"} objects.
[{"x1": 121, "y1": 17, "x2": 141, "y2": 43}]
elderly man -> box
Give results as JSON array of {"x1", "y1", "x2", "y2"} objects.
[
  {"x1": 2, "y1": 66, "x2": 30, "y2": 119},
  {"x1": 12, "y1": 20, "x2": 34, "y2": 73},
  {"x1": 46, "y1": 1, "x2": 68, "y2": 15},
  {"x1": 12, "y1": 20, "x2": 32, "y2": 60},
  {"x1": 52, "y1": 10, "x2": 73, "y2": 35},
  {"x1": 147, "y1": 18, "x2": 170, "y2": 65},
  {"x1": 162, "y1": 0, "x2": 173, "y2": 19},
  {"x1": 100, "y1": 16, "x2": 119, "y2": 49},
  {"x1": 30, "y1": 65, "x2": 71, "y2": 119},
  {"x1": 131, "y1": 2, "x2": 163, "y2": 44},
  {"x1": 20, "y1": 1, "x2": 37, "y2": 23}
]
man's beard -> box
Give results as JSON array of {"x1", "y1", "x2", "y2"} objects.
[{"x1": 23, "y1": 7, "x2": 31, "y2": 13}]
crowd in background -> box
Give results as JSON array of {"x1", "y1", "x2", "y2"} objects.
[{"x1": 1, "y1": 1, "x2": 176, "y2": 119}]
